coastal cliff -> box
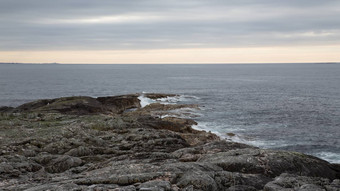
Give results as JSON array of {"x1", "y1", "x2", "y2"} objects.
[{"x1": 0, "y1": 94, "x2": 339, "y2": 190}]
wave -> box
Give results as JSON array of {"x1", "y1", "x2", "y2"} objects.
[
  {"x1": 191, "y1": 121, "x2": 291, "y2": 149},
  {"x1": 139, "y1": 92, "x2": 340, "y2": 164},
  {"x1": 137, "y1": 94, "x2": 155, "y2": 108},
  {"x1": 138, "y1": 93, "x2": 200, "y2": 108},
  {"x1": 314, "y1": 151, "x2": 340, "y2": 163},
  {"x1": 156, "y1": 94, "x2": 200, "y2": 104},
  {"x1": 192, "y1": 121, "x2": 340, "y2": 163}
]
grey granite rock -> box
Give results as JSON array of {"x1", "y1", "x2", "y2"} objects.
[
  {"x1": 264, "y1": 173, "x2": 340, "y2": 191},
  {"x1": 1, "y1": 94, "x2": 339, "y2": 190},
  {"x1": 198, "y1": 148, "x2": 337, "y2": 179}
]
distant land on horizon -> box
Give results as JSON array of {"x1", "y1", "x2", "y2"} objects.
[
  {"x1": 0, "y1": 62, "x2": 60, "y2": 65},
  {"x1": 0, "y1": 62, "x2": 339, "y2": 65}
]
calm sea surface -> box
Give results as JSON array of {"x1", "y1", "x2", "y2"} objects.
[{"x1": 1, "y1": 63, "x2": 339, "y2": 163}]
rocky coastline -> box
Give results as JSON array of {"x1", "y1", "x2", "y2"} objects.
[{"x1": 0, "y1": 93, "x2": 339, "y2": 191}]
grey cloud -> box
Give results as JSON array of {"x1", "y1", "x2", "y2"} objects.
[{"x1": 1, "y1": 0, "x2": 340, "y2": 50}]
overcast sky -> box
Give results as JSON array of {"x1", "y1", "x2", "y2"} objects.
[{"x1": 1, "y1": 0, "x2": 340, "y2": 63}]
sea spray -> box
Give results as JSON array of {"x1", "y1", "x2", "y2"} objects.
[{"x1": 137, "y1": 93, "x2": 155, "y2": 108}]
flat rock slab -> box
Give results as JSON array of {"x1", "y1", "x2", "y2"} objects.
[{"x1": 198, "y1": 148, "x2": 337, "y2": 179}]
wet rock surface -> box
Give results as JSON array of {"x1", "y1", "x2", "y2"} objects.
[{"x1": 0, "y1": 93, "x2": 339, "y2": 190}]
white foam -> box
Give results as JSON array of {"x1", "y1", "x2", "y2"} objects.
[
  {"x1": 156, "y1": 95, "x2": 194, "y2": 104},
  {"x1": 160, "y1": 114, "x2": 178, "y2": 119},
  {"x1": 191, "y1": 121, "x2": 290, "y2": 149},
  {"x1": 191, "y1": 122, "x2": 225, "y2": 138},
  {"x1": 314, "y1": 152, "x2": 340, "y2": 164},
  {"x1": 156, "y1": 96, "x2": 180, "y2": 105},
  {"x1": 191, "y1": 122, "x2": 255, "y2": 145},
  {"x1": 157, "y1": 94, "x2": 200, "y2": 104},
  {"x1": 228, "y1": 135, "x2": 285, "y2": 148},
  {"x1": 138, "y1": 94, "x2": 155, "y2": 108},
  {"x1": 183, "y1": 95, "x2": 201, "y2": 100},
  {"x1": 138, "y1": 93, "x2": 202, "y2": 112},
  {"x1": 170, "y1": 108, "x2": 203, "y2": 118},
  {"x1": 154, "y1": 107, "x2": 202, "y2": 120},
  {"x1": 186, "y1": 111, "x2": 340, "y2": 164}
]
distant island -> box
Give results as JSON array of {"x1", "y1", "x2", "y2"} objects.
[
  {"x1": 315, "y1": 62, "x2": 340, "y2": 64},
  {"x1": 0, "y1": 62, "x2": 60, "y2": 65},
  {"x1": 1, "y1": 62, "x2": 339, "y2": 65}
]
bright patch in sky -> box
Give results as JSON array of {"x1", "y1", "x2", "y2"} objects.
[{"x1": 0, "y1": 0, "x2": 340, "y2": 63}]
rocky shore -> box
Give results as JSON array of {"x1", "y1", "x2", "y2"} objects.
[{"x1": 0, "y1": 93, "x2": 339, "y2": 191}]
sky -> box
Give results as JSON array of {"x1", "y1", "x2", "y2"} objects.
[{"x1": 0, "y1": 0, "x2": 340, "y2": 64}]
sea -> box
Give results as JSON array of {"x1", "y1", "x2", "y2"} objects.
[{"x1": 1, "y1": 63, "x2": 339, "y2": 163}]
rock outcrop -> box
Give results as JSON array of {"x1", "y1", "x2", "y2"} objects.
[
  {"x1": 13, "y1": 94, "x2": 141, "y2": 115},
  {"x1": 264, "y1": 173, "x2": 340, "y2": 191},
  {"x1": 0, "y1": 93, "x2": 339, "y2": 190}
]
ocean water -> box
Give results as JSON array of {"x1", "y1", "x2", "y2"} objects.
[{"x1": 1, "y1": 63, "x2": 340, "y2": 163}]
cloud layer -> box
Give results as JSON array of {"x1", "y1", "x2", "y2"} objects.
[{"x1": 1, "y1": 0, "x2": 340, "y2": 51}]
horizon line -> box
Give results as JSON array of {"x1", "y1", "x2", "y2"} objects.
[{"x1": 1, "y1": 62, "x2": 339, "y2": 65}]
